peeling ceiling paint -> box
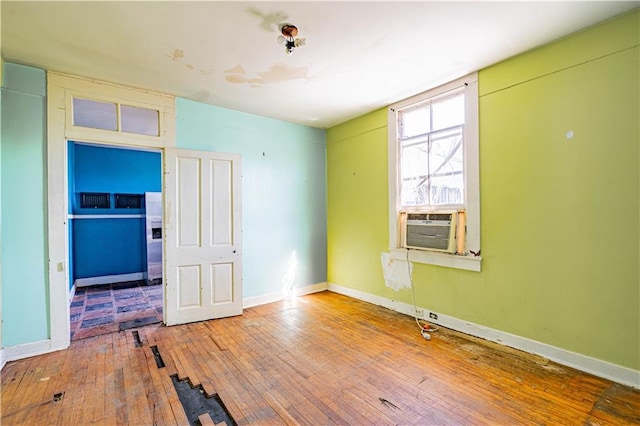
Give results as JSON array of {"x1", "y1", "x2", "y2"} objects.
[
  {"x1": 168, "y1": 48, "x2": 213, "y2": 76},
  {"x1": 246, "y1": 7, "x2": 288, "y2": 33},
  {"x1": 2, "y1": 1, "x2": 637, "y2": 128},
  {"x1": 225, "y1": 63, "x2": 308, "y2": 86},
  {"x1": 168, "y1": 49, "x2": 185, "y2": 61}
]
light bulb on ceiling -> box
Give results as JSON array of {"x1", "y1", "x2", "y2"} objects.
[{"x1": 277, "y1": 24, "x2": 306, "y2": 55}]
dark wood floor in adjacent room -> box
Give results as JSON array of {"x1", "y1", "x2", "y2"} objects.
[{"x1": 2, "y1": 291, "x2": 639, "y2": 425}]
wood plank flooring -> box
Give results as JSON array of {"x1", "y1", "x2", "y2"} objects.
[{"x1": 2, "y1": 291, "x2": 639, "y2": 425}]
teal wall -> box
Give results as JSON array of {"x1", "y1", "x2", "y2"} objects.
[
  {"x1": 1, "y1": 63, "x2": 49, "y2": 347},
  {"x1": 176, "y1": 98, "x2": 327, "y2": 298},
  {"x1": 0, "y1": 63, "x2": 327, "y2": 351}
]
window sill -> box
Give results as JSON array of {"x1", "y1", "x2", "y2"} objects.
[{"x1": 389, "y1": 247, "x2": 482, "y2": 272}]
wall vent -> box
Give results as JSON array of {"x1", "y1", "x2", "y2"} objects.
[
  {"x1": 115, "y1": 193, "x2": 142, "y2": 209},
  {"x1": 80, "y1": 192, "x2": 110, "y2": 209}
]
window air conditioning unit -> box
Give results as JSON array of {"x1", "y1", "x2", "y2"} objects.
[{"x1": 400, "y1": 211, "x2": 464, "y2": 253}]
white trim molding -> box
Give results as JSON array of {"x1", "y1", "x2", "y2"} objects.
[
  {"x1": 46, "y1": 71, "x2": 177, "y2": 357},
  {"x1": 69, "y1": 214, "x2": 145, "y2": 220},
  {"x1": 75, "y1": 272, "x2": 146, "y2": 288},
  {"x1": 1, "y1": 339, "x2": 67, "y2": 369},
  {"x1": 69, "y1": 281, "x2": 77, "y2": 305},
  {"x1": 243, "y1": 282, "x2": 328, "y2": 310},
  {"x1": 328, "y1": 282, "x2": 640, "y2": 389},
  {"x1": 389, "y1": 248, "x2": 481, "y2": 272},
  {"x1": 388, "y1": 73, "x2": 481, "y2": 271}
]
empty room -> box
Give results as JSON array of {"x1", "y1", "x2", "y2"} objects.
[{"x1": 1, "y1": 2, "x2": 639, "y2": 424}]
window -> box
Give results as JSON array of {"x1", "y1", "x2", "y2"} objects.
[
  {"x1": 121, "y1": 105, "x2": 160, "y2": 136},
  {"x1": 388, "y1": 73, "x2": 481, "y2": 271},
  {"x1": 72, "y1": 97, "x2": 160, "y2": 136},
  {"x1": 399, "y1": 91, "x2": 465, "y2": 208},
  {"x1": 73, "y1": 98, "x2": 118, "y2": 131}
]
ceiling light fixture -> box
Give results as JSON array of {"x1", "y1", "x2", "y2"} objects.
[{"x1": 277, "y1": 24, "x2": 306, "y2": 55}]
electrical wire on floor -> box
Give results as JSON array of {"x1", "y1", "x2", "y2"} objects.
[{"x1": 406, "y1": 248, "x2": 439, "y2": 340}]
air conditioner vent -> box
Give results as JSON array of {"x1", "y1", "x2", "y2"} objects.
[
  {"x1": 426, "y1": 213, "x2": 455, "y2": 221},
  {"x1": 400, "y1": 211, "x2": 462, "y2": 253}
]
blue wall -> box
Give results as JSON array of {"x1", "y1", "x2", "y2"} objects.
[
  {"x1": 176, "y1": 98, "x2": 327, "y2": 299},
  {"x1": 69, "y1": 143, "x2": 161, "y2": 282},
  {"x1": 1, "y1": 63, "x2": 49, "y2": 346}
]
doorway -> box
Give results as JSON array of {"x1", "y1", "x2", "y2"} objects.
[
  {"x1": 67, "y1": 142, "x2": 163, "y2": 340},
  {"x1": 43, "y1": 72, "x2": 243, "y2": 359}
]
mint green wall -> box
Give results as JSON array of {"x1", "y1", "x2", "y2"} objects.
[
  {"x1": 1, "y1": 63, "x2": 49, "y2": 347},
  {"x1": 176, "y1": 98, "x2": 327, "y2": 298},
  {"x1": 327, "y1": 11, "x2": 639, "y2": 370}
]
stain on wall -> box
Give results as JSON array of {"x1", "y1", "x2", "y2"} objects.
[
  {"x1": 246, "y1": 7, "x2": 288, "y2": 32},
  {"x1": 191, "y1": 90, "x2": 211, "y2": 103},
  {"x1": 168, "y1": 49, "x2": 185, "y2": 61}
]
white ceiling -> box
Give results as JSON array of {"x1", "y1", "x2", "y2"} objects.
[{"x1": 2, "y1": 1, "x2": 638, "y2": 128}]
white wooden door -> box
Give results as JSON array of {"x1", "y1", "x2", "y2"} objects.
[{"x1": 164, "y1": 148, "x2": 242, "y2": 326}]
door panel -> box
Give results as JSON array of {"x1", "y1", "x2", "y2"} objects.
[
  {"x1": 211, "y1": 160, "x2": 233, "y2": 246},
  {"x1": 211, "y1": 263, "x2": 233, "y2": 303},
  {"x1": 177, "y1": 157, "x2": 200, "y2": 247},
  {"x1": 164, "y1": 148, "x2": 242, "y2": 326}
]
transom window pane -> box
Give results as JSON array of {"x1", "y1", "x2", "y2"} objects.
[
  {"x1": 73, "y1": 98, "x2": 117, "y2": 131},
  {"x1": 121, "y1": 105, "x2": 160, "y2": 136}
]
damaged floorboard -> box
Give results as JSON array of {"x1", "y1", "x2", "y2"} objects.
[{"x1": 2, "y1": 291, "x2": 639, "y2": 425}]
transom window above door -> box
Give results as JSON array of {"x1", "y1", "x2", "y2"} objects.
[{"x1": 72, "y1": 97, "x2": 160, "y2": 136}]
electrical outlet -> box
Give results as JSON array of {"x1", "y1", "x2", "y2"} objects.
[
  {"x1": 429, "y1": 312, "x2": 438, "y2": 320},
  {"x1": 415, "y1": 308, "x2": 424, "y2": 317}
]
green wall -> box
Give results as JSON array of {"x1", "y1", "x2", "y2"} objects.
[
  {"x1": 1, "y1": 63, "x2": 49, "y2": 347},
  {"x1": 176, "y1": 98, "x2": 327, "y2": 299},
  {"x1": 327, "y1": 11, "x2": 639, "y2": 370}
]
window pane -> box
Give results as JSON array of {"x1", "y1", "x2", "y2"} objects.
[
  {"x1": 399, "y1": 105, "x2": 430, "y2": 139},
  {"x1": 400, "y1": 140, "x2": 429, "y2": 206},
  {"x1": 432, "y1": 93, "x2": 464, "y2": 131},
  {"x1": 428, "y1": 128, "x2": 464, "y2": 205},
  {"x1": 73, "y1": 98, "x2": 117, "y2": 130},
  {"x1": 121, "y1": 105, "x2": 159, "y2": 136}
]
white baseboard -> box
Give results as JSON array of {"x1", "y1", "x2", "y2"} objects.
[
  {"x1": 328, "y1": 282, "x2": 640, "y2": 389},
  {"x1": 1, "y1": 339, "x2": 65, "y2": 369},
  {"x1": 0, "y1": 349, "x2": 5, "y2": 370},
  {"x1": 75, "y1": 272, "x2": 145, "y2": 287},
  {"x1": 243, "y1": 282, "x2": 328, "y2": 309}
]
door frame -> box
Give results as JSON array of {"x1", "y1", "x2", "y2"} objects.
[{"x1": 42, "y1": 72, "x2": 176, "y2": 357}]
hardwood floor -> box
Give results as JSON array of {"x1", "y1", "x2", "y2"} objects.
[{"x1": 2, "y1": 291, "x2": 639, "y2": 425}]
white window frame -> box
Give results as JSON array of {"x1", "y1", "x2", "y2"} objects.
[{"x1": 388, "y1": 73, "x2": 481, "y2": 271}]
